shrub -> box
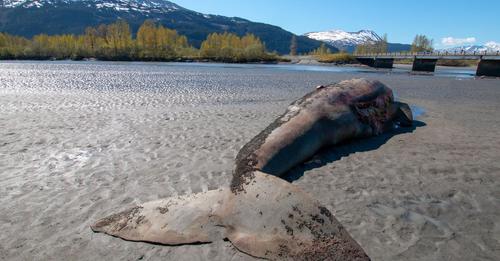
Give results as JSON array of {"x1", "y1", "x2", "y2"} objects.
[{"x1": 316, "y1": 53, "x2": 355, "y2": 64}]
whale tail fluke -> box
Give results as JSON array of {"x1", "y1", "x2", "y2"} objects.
[
  {"x1": 90, "y1": 188, "x2": 228, "y2": 245},
  {"x1": 91, "y1": 172, "x2": 370, "y2": 260},
  {"x1": 220, "y1": 171, "x2": 371, "y2": 260}
]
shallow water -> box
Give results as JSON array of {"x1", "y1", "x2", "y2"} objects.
[{"x1": 409, "y1": 105, "x2": 426, "y2": 118}]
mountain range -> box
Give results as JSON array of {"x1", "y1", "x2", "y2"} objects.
[
  {"x1": 5, "y1": 1, "x2": 493, "y2": 56},
  {"x1": 437, "y1": 42, "x2": 500, "y2": 54},
  {"x1": 0, "y1": 0, "x2": 330, "y2": 54},
  {"x1": 304, "y1": 29, "x2": 411, "y2": 53}
]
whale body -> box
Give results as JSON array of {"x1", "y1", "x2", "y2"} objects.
[{"x1": 91, "y1": 79, "x2": 413, "y2": 260}]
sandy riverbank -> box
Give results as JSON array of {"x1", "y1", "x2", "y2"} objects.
[{"x1": 0, "y1": 62, "x2": 499, "y2": 260}]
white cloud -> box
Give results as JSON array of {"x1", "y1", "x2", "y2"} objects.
[{"x1": 441, "y1": 37, "x2": 476, "y2": 46}]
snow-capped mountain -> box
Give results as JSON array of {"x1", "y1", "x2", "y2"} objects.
[
  {"x1": 305, "y1": 29, "x2": 382, "y2": 50},
  {"x1": 0, "y1": 0, "x2": 327, "y2": 54},
  {"x1": 304, "y1": 29, "x2": 411, "y2": 53},
  {"x1": 2, "y1": 0, "x2": 183, "y2": 12},
  {"x1": 438, "y1": 43, "x2": 500, "y2": 54}
]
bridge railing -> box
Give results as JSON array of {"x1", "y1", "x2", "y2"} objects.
[{"x1": 354, "y1": 50, "x2": 500, "y2": 57}]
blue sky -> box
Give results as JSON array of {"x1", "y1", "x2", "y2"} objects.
[{"x1": 174, "y1": 0, "x2": 500, "y2": 48}]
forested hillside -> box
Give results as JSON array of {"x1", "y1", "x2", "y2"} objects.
[{"x1": 0, "y1": 20, "x2": 278, "y2": 62}]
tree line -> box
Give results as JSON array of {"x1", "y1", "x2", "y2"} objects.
[
  {"x1": 354, "y1": 34, "x2": 433, "y2": 54},
  {"x1": 306, "y1": 43, "x2": 355, "y2": 64},
  {"x1": 354, "y1": 34, "x2": 388, "y2": 54},
  {"x1": 0, "y1": 20, "x2": 277, "y2": 62}
]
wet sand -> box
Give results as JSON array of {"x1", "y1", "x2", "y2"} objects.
[{"x1": 0, "y1": 62, "x2": 499, "y2": 260}]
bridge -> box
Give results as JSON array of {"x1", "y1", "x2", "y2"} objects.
[{"x1": 354, "y1": 51, "x2": 500, "y2": 77}]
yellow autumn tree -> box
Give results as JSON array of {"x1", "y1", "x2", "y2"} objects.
[
  {"x1": 200, "y1": 32, "x2": 271, "y2": 62},
  {"x1": 0, "y1": 32, "x2": 30, "y2": 59},
  {"x1": 136, "y1": 20, "x2": 194, "y2": 60},
  {"x1": 0, "y1": 19, "x2": 277, "y2": 62},
  {"x1": 102, "y1": 20, "x2": 132, "y2": 58}
]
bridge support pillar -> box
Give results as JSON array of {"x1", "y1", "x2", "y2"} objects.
[
  {"x1": 356, "y1": 58, "x2": 375, "y2": 67},
  {"x1": 357, "y1": 58, "x2": 393, "y2": 68},
  {"x1": 412, "y1": 59, "x2": 438, "y2": 72},
  {"x1": 476, "y1": 59, "x2": 500, "y2": 77},
  {"x1": 373, "y1": 58, "x2": 394, "y2": 68}
]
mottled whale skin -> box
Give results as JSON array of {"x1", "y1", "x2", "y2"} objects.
[
  {"x1": 91, "y1": 79, "x2": 413, "y2": 260},
  {"x1": 232, "y1": 78, "x2": 412, "y2": 193}
]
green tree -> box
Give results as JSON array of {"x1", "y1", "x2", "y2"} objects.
[
  {"x1": 380, "y1": 33, "x2": 388, "y2": 53},
  {"x1": 289, "y1": 35, "x2": 297, "y2": 56},
  {"x1": 411, "y1": 34, "x2": 433, "y2": 52},
  {"x1": 354, "y1": 34, "x2": 388, "y2": 54},
  {"x1": 310, "y1": 43, "x2": 331, "y2": 55}
]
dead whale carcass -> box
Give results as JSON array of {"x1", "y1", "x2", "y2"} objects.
[{"x1": 91, "y1": 79, "x2": 413, "y2": 260}]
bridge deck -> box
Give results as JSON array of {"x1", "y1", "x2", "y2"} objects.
[
  {"x1": 354, "y1": 52, "x2": 500, "y2": 76},
  {"x1": 355, "y1": 52, "x2": 500, "y2": 60}
]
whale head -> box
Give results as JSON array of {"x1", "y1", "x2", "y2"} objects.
[{"x1": 292, "y1": 78, "x2": 413, "y2": 136}]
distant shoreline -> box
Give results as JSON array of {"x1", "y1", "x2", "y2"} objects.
[
  {"x1": 0, "y1": 56, "x2": 282, "y2": 64},
  {"x1": 0, "y1": 56, "x2": 479, "y2": 69}
]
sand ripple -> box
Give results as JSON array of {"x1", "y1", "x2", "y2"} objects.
[{"x1": 1, "y1": 61, "x2": 499, "y2": 260}]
